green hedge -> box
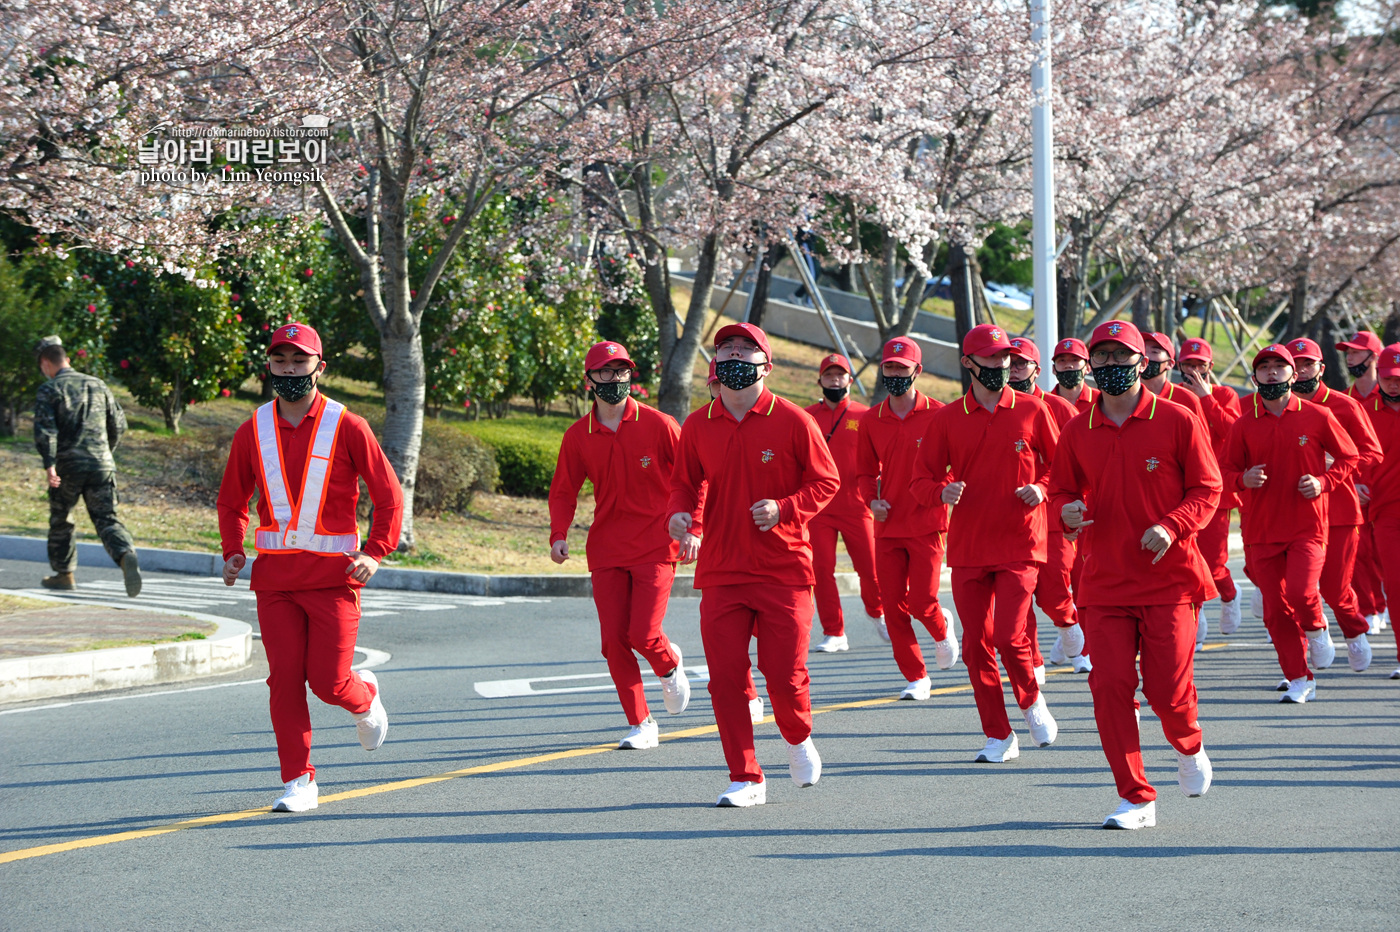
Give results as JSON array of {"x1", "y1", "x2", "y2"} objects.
[{"x1": 462, "y1": 415, "x2": 573, "y2": 497}]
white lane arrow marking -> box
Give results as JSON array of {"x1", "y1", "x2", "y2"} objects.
[{"x1": 474, "y1": 666, "x2": 710, "y2": 698}]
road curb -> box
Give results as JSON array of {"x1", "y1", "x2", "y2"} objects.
[{"x1": 0, "y1": 596, "x2": 253, "y2": 704}]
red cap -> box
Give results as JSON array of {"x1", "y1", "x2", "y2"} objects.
[
  {"x1": 882, "y1": 337, "x2": 922, "y2": 366},
  {"x1": 1008, "y1": 337, "x2": 1040, "y2": 364},
  {"x1": 1253, "y1": 343, "x2": 1295, "y2": 370},
  {"x1": 584, "y1": 341, "x2": 635, "y2": 371},
  {"x1": 706, "y1": 358, "x2": 718, "y2": 385},
  {"x1": 269, "y1": 322, "x2": 322, "y2": 357},
  {"x1": 1337, "y1": 331, "x2": 1384, "y2": 355},
  {"x1": 714, "y1": 322, "x2": 772, "y2": 360},
  {"x1": 1286, "y1": 338, "x2": 1322, "y2": 361},
  {"x1": 1377, "y1": 343, "x2": 1400, "y2": 377},
  {"x1": 1053, "y1": 337, "x2": 1089, "y2": 362},
  {"x1": 1143, "y1": 331, "x2": 1176, "y2": 360},
  {"x1": 1178, "y1": 338, "x2": 1213, "y2": 364},
  {"x1": 962, "y1": 323, "x2": 1013, "y2": 358},
  {"x1": 818, "y1": 353, "x2": 852, "y2": 374},
  {"x1": 1087, "y1": 320, "x2": 1146, "y2": 355}
]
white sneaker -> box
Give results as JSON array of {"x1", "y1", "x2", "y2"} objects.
[
  {"x1": 619, "y1": 717, "x2": 659, "y2": 749},
  {"x1": 900, "y1": 677, "x2": 932, "y2": 701},
  {"x1": 869, "y1": 613, "x2": 891, "y2": 643},
  {"x1": 272, "y1": 773, "x2": 318, "y2": 813},
  {"x1": 1367, "y1": 614, "x2": 1381, "y2": 635},
  {"x1": 1061, "y1": 623, "x2": 1085, "y2": 658},
  {"x1": 1102, "y1": 798, "x2": 1156, "y2": 830},
  {"x1": 1274, "y1": 677, "x2": 1290, "y2": 692},
  {"x1": 749, "y1": 696, "x2": 765, "y2": 724},
  {"x1": 1220, "y1": 595, "x2": 1242, "y2": 635},
  {"x1": 1265, "y1": 627, "x2": 1272, "y2": 644},
  {"x1": 974, "y1": 733, "x2": 1020, "y2": 763},
  {"x1": 1033, "y1": 664, "x2": 1046, "y2": 686},
  {"x1": 934, "y1": 631, "x2": 960, "y2": 670},
  {"x1": 1347, "y1": 634, "x2": 1373, "y2": 672},
  {"x1": 1022, "y1": 694, "x2": 1058, "y2": 747},
  {"x1": 716, "y1": 780, "x2": 766, "y2": 807},
  {"x1": 1048, "y1": 635, "x2": 1068, "y2": 666},
  {"x1": 1381, "y1": 609, "x2": 1391, "y2": 631},
  {"x1": 1195, "y1": 605, "x2": 1207, "y2": 651},
  {"x1": 352, "y1": 670, "x2": 388, "y2": 751},
  {"x1": 1251, "y1": 587, "x2": 1263, "y2": 619},
  {"x1": 1071, "y1": 653, "x2": 1093, "y2": 673},
  {"x1": 1279, "y1": 676, "x2": 1316, "y2": 704},
  {"x1": 813, "y1": 634, "x2": 849, "y2": 653},
  {"x1": 1307, "y1": 628, "x2": 1336, "y2": 670},
  {"x1": 1391, "y1": 667, "x2": 1400, "y2": 680},
  {"x1": 660, "y1": 646, "x2": 691, "y2": 714},
  {"x1": 787, "y1": 737, "x2": 821, "y2": 787},
  {"x1": 1176, "y1": 747, "x2": 1213, "y2": 797}
]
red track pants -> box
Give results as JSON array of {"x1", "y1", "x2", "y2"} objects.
[
  {"x1": 1083, "y1": 602, "x2": 1203, "y2": 804},
  {"x1": 951, "y1": 562, "x2": 1041, "y2": 740},
  {"x1": 257, "y1": 587, "x2": 374, "y2": 784},
  {"x1": 1354, "y1": 521, "x2": 1387, "y2": 617},
  {"x1": 810, "y1": 512, "x2": 883, "y2": 636},
  {"x1": 591, "y1": 562, "x2": 680, "y2": 726},
  {"x1": 1197, "y1": 507, "x2": 1237, "y2": 603},
  {"x1": 1025, "y1": 533, "x2": 1078, "y2": 667},
  {"x1": 700, "y1": 583, "x2": 814, "y2": 784},
  {"x1": 1245, "y1": 537, "x2": 1326, "y2": 682},
  {"x1": 1320, "y1": 525, "x2": 1369, "y2": 639},
  {"x1": 876, "y1": 534, "x2": 949, "y2": 681},
  {"x1": 1369, "y1": 517, "x2": 1400, "y2": 662}
]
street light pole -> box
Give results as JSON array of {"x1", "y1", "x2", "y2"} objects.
[{"x1": 1031, "y1": 0, "x2": 1058, "y2": 388}]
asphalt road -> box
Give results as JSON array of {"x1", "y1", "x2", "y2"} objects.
[{"x1": 1, "y1": 556, "x2": 1397, "y2": 931}]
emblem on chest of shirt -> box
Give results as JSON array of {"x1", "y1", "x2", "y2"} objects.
[
  {"x1": 846, "y1": 419, "x2": 860, "y2": 431},
  {"x1": 761, "y1": 449, "x2": 775, "y2": 463},
  {"x1": 1013, "y1": 439, "x2": 1027, "y2": 452},
  {"x1": 1298, "y1": 435, "x2": 1309, "y2": 446},
  {"x1": 1146, "y1": 457, "x2": 1160, "y2": 472},
  {"x1": 640, "y1": 455, "x2": 652, "y2": 469}
]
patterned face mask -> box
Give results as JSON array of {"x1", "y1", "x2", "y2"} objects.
[
  {"x1": 882, "y1": 374, "x2": 915, "y2": 396},
  {"x1": 1091, "y1": 363, "x2": 1139, "y2": 396},
  {"x1": 714, "y1": 359, "x2": 762, "y2": 391},
  {"x1": 1255, "y1": 379, "x2": 1291, "y2": 401},
  {"x1": 1292, "y1": 375, "x2": 1320, "y2": 395},
  {"x1": 1055, "y1": 368, "x2": 1085, "y2": 390},
  {"x1": 270, "y1": 372, "x2": 316, "y2": 401},
  {"x1": 1009, "y1": 376, "x2": 1034, "y2": 393},
  {"x1": 1141, "y1": 360, "x2": 1163, "y2": 380},
  {"x1": 590, "y1": 379, "x2": 629, "y2": 404},
  {"x1": 971, "y1": 362, "x2": 1007, "y2": 392},
  {"x1": 1348, "y1": 360, "x2": 1370, "y2": 377}
]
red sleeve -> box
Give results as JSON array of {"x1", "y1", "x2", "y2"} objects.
[
  {"x1": 1221, "y1": 417, "x2": 1250, "y2": 493},
  {"x1": 776, "y1": 410, "x2": 840, "y2": 526},
  {"x1": 666, "y1": 417, "x2": 704, "y2": 519},
  {"x1": 1318, "y1": 408, "x2": 1359, "y2": 494},
  {"x1": 548, "y1": 428, "x2": 587, "y2": 546},
  {"x1": 216, "y1": 421, "x2": 258, "y2": 561},
  {"x1": 1033, "y1": 404, "x2": 1059, "y2": 491},
  {"x1": 910, "y1": 412, "x2": 950, "y2": 507},
  {"x1": 1340, "y1": 400, "x2": 1383, "y2": 475},
  {"x1": 855, "y1": 415, "x2": 880, "y2": 504},
  {"x1": 689, "y1": 481, "x2": 708, "y2": 536},
  {"x1": 1156, "y1": 416, "x2": 1223, "y2": 541},
  {"x1": 1201, "y1": 388, "x2": 1240, "y2": 448},
  {"x1": 1048, "y1": 422, "x2": 1089, "y2": 533},
  {"x1": 346, "y1": 417, "x2": 404, "y2": 560}
]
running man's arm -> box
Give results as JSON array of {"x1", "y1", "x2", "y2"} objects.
[
  {"x1": 774, "y1": 415, "x2": 840, "y2": 527},
  {"x1": 216, "y1": 422, "x2": 258, "y2": 563},
  {"x1": 345, "y1": 418, "x2": 405, "y2": 560},
  {"x1": 547, "y1": 429, "x2": 588, "y2": 555},
  {"x1": 1316, "y1": 408, "x2": 1360, "y2": 494},
  {"x1": 104, "y1": 383, "x2": 127, "y2": 451},
  {"x1": 1155, "y1": 415, "x2": 1224, "y2": 541}
]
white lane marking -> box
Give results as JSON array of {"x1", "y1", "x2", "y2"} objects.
[
  {"x1": 0, "y1": 645, "x2": 391, "y2": 716},
  {"x1": 474, "y1": 666, "x2": 710, "y2": 698}
]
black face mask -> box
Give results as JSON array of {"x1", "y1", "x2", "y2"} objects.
[
  {"x1": 1256, "y1": 380, "x2": 1291, "y2": 401},
  {"x1": 1382, "y1": 389, "x2": 1400, "y2": 404},
  {"x1": 714, "y1": 359, "x2": 762, "y2": 391},
  {"x1": 972, "y1": 363, "x2": 1007, "y2": 392},
  {"x1": 1055, "y1": 368, "x2": 1085, "y2": 390},
  {"x1": 1092, "y1": 363, "x2": 1139, "y2": 396},
  {"x1": 270, "y1": 372, "x2": 317, "y2": 402},
  {"x1": 1009, "y1": 377, "x2": 1034, "y2": 393},
  {"x1": 1292, "y1": 375, "x2": 1320, "y2": 395},
  {"x1": 821, "y1": 385, "x2": 848, "y2": 404},
  {"x1": 1142, "y1": 360, "x2": 1163, "y2": 380},
  {"x1": 1347, "y1": 359, "x2": 1370, "y2": 377},
  {"x1": 882, "y1": 374, "x2": 915, "y2": 397},
  {"x1": 591, "y1": 380, "x2": 629, "y2": 405}
]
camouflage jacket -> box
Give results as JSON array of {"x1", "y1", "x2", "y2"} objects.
[{"x1": 34, "y1": 368, "x2": 127, "y2": 474}]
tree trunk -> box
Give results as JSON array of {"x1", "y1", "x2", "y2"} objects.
[
  {"x1": 655, "y1": 231, "x2": 718, "y2": 421},
  {"x1": 163, "y1": 373, "x2": 183, "y2": 433},
  {"x1": 746, "y1": 240, "x2": 783, "y2": 329},
  {"x1": 1131, "y1": 286, "x2": 1152, "y2": 334},
  {"x1": 0, "y1": 397, "x2": 16, "y2": 437},
  {"x1": 1383, "y1": 299, "x2": 1400, "y2": 345},
  {"x1": 949, "y1": 242, "x2": 983, "y2": 394},
  {"x1": 378, "y1": 319, "x2": 425, "y2": 552},
  {"x1": 1286, "y1": 264, "x2": 1309, "y2": 341},
  {"x1": 1310, "y1": 311, "x2": 1349, "y2": 390}
]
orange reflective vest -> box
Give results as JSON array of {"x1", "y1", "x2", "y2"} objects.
[{"x1": 252, "y1": 397, "x2": 360, "y2": 555}]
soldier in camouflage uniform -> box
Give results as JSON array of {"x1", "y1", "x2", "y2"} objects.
[{"x1": 33, "y1": 336, "x2": 141, "y2": 596}]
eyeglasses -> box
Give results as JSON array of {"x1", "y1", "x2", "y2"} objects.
[
  {"x1": 1088, "y1": 348, "x2": 1141, "y2": 365},
  {"x1": 589, "y1": 368, "x2": 632, "y2": 383}
]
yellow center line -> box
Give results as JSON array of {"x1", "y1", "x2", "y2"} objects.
[{"x1": 1, "y1": 647, "x2": 1240, "y2": 866}]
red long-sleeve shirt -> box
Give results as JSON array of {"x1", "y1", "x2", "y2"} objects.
[
  {"x1": 548, "y1": 398, "x2": 682, "y2": 571},
  {"x1": 1359, "y1": 395, "x2": 1400, "y2": 520},
  {"x1": 1155, "y1": 380, "x2": 1205, "y2": 423},
  {"x1": 912, "y1": 387, "x2": 1059, "y2": 567},
  {"x1": 1194, "y1": 385, "x2": 1242, "y2": 509},
  {"x1": 667, "y1": 388, "x2": 840, "y2": 588},
  {"x1": 1303, "y1": 385, "x2": 1382, "y2": 527},
  {"x1": 855, "y1": 392, "x2": 948, "y2": 539},
  {"x1": 805, "y1": 398, "x2": 871, "y2": 520},
  {"x1": 1221, "y1": 394, "x2": 1359, "y2": 545},
  {"x1": 1032, "y1": 384, "x2": 1078, "y2": 428},
  {"x1": 217, "y1": 392, "x2": 403, "y2": 592},
  {"x1": 1048, "y1": 389, "x2": 1221, "y2": 607}
]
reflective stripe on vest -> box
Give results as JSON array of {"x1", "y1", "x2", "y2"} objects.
[{"x1": 252, "y1": 397, "x2": 360, "y2": 554}]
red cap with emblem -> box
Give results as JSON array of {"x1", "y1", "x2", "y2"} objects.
[
  {"x1": 1337, "y1": 330, "x2": 1384, "y2": 355},
  {"x1": 269, "y1": 322, "x2": 323, "y2": 357},
  {"x1": 882, "y1": 337, "x2": 922, "y2": 366},
  {"x1": 1287, "y1": 338, "x2": 1322, "y2": 361},
  {"x1": 1008, "y1": 337, "x2": 1040, "y2": 365},
  {"x1": 714, "y1": 322, "x2": 772, "y2": 360},
  {"x1": 1178, "y1": 338, "x2": 1213, "y2": 364},
  {"x1": 1053, "y1": 337, "x2": 1089, "y2": 362},
  {"x1": 1252, "y1": 343, "x2": 1295, "y2": 370},
  {"x1": 584, "y1": 341, "x2": 635, "y2": 371},
  {"x1": 1377, "y1": 343, "x2": 1400, "y2": 377},
  {"x1": 1143, "y1": 331, "x2": 1176, "y2": 360},
  {"x1": 1087, "y1": 320, "x2": 1146, "y2": 355},
  {"x1": 962, "y1": 323, "x2": 1013, "y2": 358},
  {"x1": 818, "y1": 353, "x2": 852, "y2": 374}
]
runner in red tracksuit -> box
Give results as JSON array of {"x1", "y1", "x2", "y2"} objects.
[
  {"x1": 548, "y1": 341, "x2": 694, "y2": 752},
  {"x1": 1176, "y1": 338, "x2": 1245, "y2": 640},
  {"x1": 805, "y1": 353, "x2": 885, "y2": 653},
  {"x1": 1356, "y1": 343, "x2": 1400, "y2": 680},
  {"x1": 855, "y1": 337, "x2": 957, "y2": 702},
  {"x1": 1285, "y1": 337, "x2": 1379, "y2": 674},
  {"x1": 1142, "y1": 332, "x2": 1207, "y2": 424},
  {"x1": 1221, "y1": 344, "x2": 1358, "y2": 704},
  {"x1": 217, "y1": 323, "x2": 403, "y2": 814},
  {"x1": 1007, "y1": 336, "x2": 1090, "y2": 678},
  {"x1": 1340, "y1": 330, "x2": 1389, "y2": 634},
  {"x1": 1049, "y1": 319, "x2": 1221, "y2": 831},
  {"x1": 912, "y1": 324, "x2": 1061, "y2": 763},
  {"x1": 668, "y1": 323, "x2": 839, "y2": 808}
]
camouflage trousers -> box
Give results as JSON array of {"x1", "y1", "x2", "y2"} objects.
[{"x1": 48, "y1": 470, "x2": 135, "y2": 573}]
